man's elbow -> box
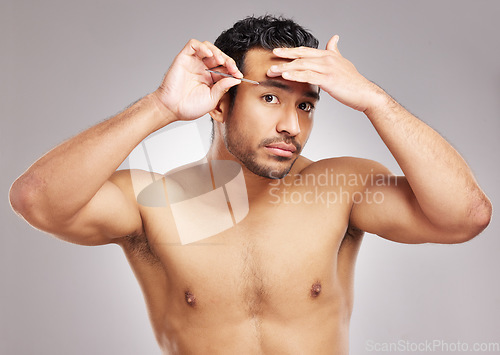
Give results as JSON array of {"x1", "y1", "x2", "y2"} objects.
[
  {"x1": 452, "y1": 195, "x2": 493, "y2": 244},
  {"x1": 470, "y1": 195, "x2": 493, "y2": 236},
  {"x1": 9, "y1": 174, "x2": 48, "y2": 227},
  {"x1": 10, "y1": 177, "x2": 33, "y2": 217}
]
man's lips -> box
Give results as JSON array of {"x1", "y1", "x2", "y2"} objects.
[{"x1": 264, "y1": 142, "x2": 297, "y2": 158}]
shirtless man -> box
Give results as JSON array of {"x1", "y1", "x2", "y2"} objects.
[{"x1": 9, "y1": 15, "x2": 492, "y2": 354}]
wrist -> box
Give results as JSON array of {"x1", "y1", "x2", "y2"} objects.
[
  {"x1": 362, "y1": 84, "x2": 397, "y2": 118},
  {"x1": 148, "y1": 90, "x2": 178, "y2": 128}
]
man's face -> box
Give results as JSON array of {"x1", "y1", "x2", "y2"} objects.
[{"x1": 222, "y1": 48, "x2": 319, "y2": 179}]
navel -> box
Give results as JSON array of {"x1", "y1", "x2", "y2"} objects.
[
  {"x1": 310, "y1": 281, "x2": 322, "y2": 298},
  {"x1": 184, "y1": 290, "x2": 196, "y2": 307}
]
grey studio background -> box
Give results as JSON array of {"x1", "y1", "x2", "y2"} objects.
[{"x1": 1, "y1": 0, "x2": 499, "y2": 354}]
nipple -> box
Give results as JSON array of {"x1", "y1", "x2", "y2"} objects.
[
  {"x1": 185, "y1": 291, "x2": 196, "y2": 306},
  {"x1": 310, "y1": 282, "x2": 322, "y2": 298}
]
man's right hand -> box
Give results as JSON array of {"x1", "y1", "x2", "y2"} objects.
[{"x1": 153, "y1": 39, "x2": 243, "y2": 122}]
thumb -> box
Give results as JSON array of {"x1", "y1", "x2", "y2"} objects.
[
  {"x1": 210, "y1": 77, "x2": 241, "y2": 103},
  {"x1": 326, "y1": 35, "x2": 340, "y2": 53}
]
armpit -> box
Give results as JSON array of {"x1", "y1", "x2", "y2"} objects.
[{"x1": 122, "y1": 233, "x2": 162, "y2": 264}]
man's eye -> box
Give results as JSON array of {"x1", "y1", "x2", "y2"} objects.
[
  {"x1": 263, "y1": 94, "x2": 279, "y2": 104},
  {"x1": 298, "y1": 102, "x2": 314, "y2": 112}
]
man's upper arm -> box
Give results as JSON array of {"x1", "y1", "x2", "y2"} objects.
[
  {"x1": 343, "y1": 159, "x2": 460, "y2": 244},
  {"x1": 48, "y1": 170, "x2": 145, "y2": 246}
]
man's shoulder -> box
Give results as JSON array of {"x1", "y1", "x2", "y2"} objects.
[
  {"x1": 298, "y1": 156, "x2": 391, "y2": 176},
  {"x1": 291, "y1": 156, "x2": 397, "y2": 191}
]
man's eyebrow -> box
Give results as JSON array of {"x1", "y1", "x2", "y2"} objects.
[{"x1": 258, "y1": 79, "x2": 320, "y2": 101}]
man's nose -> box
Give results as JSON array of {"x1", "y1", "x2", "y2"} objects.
[{"x1": 276, "y1": 106, "x2": 301, "y2": 136}]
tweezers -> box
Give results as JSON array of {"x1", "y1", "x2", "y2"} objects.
[{"x1": 205, "y1": 67, "x2": 259, "y2": 85}]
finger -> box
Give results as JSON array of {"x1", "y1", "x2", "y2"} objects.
[
  {"x1": 202, "y1": 56, "x2": 224, "y2": 71},
  {"x1": 210, "y1": 77, "x2": 241, "y2": 103},
  {"x1": 202, "y1": 41, "x2": 243, "y2": 78},
  {"x1": 202, "y1": 41, "x2": 225, "y2": 65},
  {"x1": 281, "y1": 70, "x2": 325, "y2": 86},
  {"x1": 326, "y1": 35, "x2": 340, "y2": 53},
  {"x1": 183, "y1": 40, "x2": 242, "y2": 78},
  {"x1": 206, "y1": 69, "x2": 232, "y2": 84},
  {"x1": 272, "y1": 46, "x2": 325, "y2": 59},
  {"x1": 267, "y1": 57, "x2": 331, "y2": 77},
  {"x1": 185, "y1": 39, "x2": 214, "y2": 60}
]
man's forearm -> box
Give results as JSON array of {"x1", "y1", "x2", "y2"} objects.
[
  {"x1": 364, "y1": 90, "x2": 491, "y2": 232},
  {"x1": 10, "y1": 93, "x2": 173, "y2": 221}
]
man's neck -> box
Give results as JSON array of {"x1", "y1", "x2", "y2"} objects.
[{"x1": 206, "y1": 143, "x2": 280, "y2": 202}]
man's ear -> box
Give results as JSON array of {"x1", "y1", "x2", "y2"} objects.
[{"x1": 209, "y1": 93, "x2": 231, "y2": 124}]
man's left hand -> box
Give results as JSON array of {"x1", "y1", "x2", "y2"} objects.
[{"x1": 267, "y1": 35, "x2": 384, "y2": 113}]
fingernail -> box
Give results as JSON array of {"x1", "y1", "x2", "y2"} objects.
[{"x1": 270, "y1": 65, "x2": 279, "y2": 72}]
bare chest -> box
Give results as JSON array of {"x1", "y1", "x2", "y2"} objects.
[{"x1": 132, "y1": 197, "x2": 356, "y2": 312}]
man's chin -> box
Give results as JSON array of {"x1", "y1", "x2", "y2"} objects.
[
  {"x1": 248, "y1": 158, "x2": 297, "y2": 180},
  {"x1": 267, "y1": 169, "x2": 290, "y2": 179},
  {"x1": 225, "y1": 141, "x2": 297, "y2": 179}
]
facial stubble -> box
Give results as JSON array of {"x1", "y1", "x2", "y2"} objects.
[{"x1": 223, "y1": 113, "x2": 301, "y2": 180}]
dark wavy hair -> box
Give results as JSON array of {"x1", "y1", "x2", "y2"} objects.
[{"x1": 214, "y1": 15, "x2": 319, "y2": 109}]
